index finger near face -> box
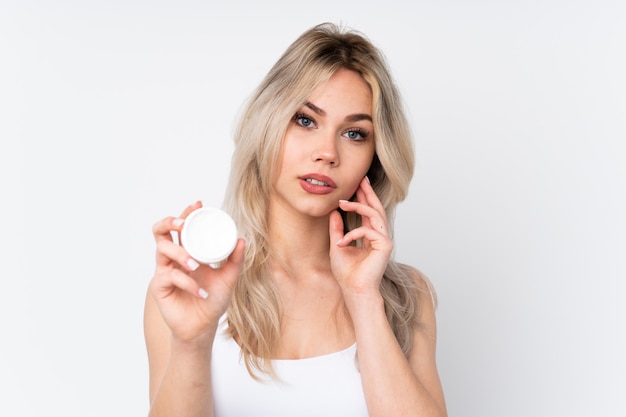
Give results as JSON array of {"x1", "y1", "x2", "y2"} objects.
[
  {"x1": 358, "y1": 177, "x2": 385, "y2": 213},
  {"x1": 339, "y1": 198, "x2": 385, "y2": 229}
]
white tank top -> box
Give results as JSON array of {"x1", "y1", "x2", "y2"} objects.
[{"x1": 211, "y1": 320, "x2": 369, "y2": 417}]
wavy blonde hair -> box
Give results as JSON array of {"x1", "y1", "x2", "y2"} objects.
[{"x1": 222, "y1": 22, "x2": 433, "y2": 378}]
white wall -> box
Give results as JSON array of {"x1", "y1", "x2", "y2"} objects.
[{"x1": 2, "y1": 1, "x2": 624, "y2": 416}]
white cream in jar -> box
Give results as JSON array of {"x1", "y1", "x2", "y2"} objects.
[{"x1": 180, "y1": 207, "x2": 238, "y2": 268}]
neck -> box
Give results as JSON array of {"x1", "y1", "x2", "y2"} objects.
[
  {"x1": 265, "y1": 201, "x2": 355, "y2": 357},
  {"x1": 267, "y1": 204, "x2": 334, "y2": 275}
]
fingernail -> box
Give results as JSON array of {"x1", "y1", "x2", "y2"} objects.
[
  {"x1": 336, "y1": 238, "x2": 343, "y2": 245},
  {"x1": 187, "y1": 258, "x2": 200, "y2": 271},
  {"x1": 339, "y1": 199, "x2": 349, "y2": 204},
  {"x1": 173, "y1": 218, "x2": 184, "y2": 227},
  {"x1": 198, "y1": 288, "x2": 208, "y2": 299},
  {"x1": 365, "y1": 175, "x2": 370, "y2": 184}
]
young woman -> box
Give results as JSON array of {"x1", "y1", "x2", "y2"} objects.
[{"x1": 144, "y1": 22, "x2": 447, "y2": 417}]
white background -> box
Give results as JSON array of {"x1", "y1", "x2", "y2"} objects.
[{"x1": 2, "y1": 0, "x2": 625, "y2": 416}]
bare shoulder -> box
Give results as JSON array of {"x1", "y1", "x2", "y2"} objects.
[
  {"x1": 392, "y1": 264, "x2": 439, "y2": 353},
  {"x1": 397, "y1": 263, "x2": 438, "y2": 315},
  {"x1": 400, "y1": 264, "x2": 447, "y2": 412}
]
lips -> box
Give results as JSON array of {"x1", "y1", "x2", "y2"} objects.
[
  {"x1": 305, "y1": 178, "x2": 329, "y2": 186},
  {"x1": 298, "y1": 173, "x2": 337, "y2": 194},
  {"x1": 299, "y1": 174, "x2": 336, "y2": 188}
]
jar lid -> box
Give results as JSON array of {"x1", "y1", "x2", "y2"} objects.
[{"x1": 180, "y1": 207, "x2": 238, "y2": 265}]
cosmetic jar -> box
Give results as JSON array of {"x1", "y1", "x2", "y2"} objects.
[{"x1": 180, "y1": 207, "x2": 238, "y2": 267}]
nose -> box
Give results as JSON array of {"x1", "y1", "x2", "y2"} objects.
[{"x1": 311, "y1": 133, "x2": 339, "y2": 166}]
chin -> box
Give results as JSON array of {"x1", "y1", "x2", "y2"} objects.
[{"x1": 299, "y1": 203, "x2": 338, "y2": 219}]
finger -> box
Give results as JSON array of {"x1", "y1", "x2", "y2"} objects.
[
  {"x1": 337, "y1": 226, "x2": 393, "y2": 253},
  {"x1": 355, "y1": 188, "x2": 373, "y2": 229},
  {"x1": 221, "y1": 238, "x2": 246, "y2": 274},
  {"x1": 229, "y1": 238, "x2": 247, "y2": 266},
  {"x1": 178, "y1": 200, "x2": 203, "y2": 219},
  {"x1": 338, "y1": 199, "x2": 388, "y2": 236},
  {"x1": 171, "y1": 200, "x2": 202, "y2": 244},
  {"x1": 359, "y1": 176, "x2": 385, "y2": 213},
  {"x1": 152, "y1": 200, "x2": 203, "y2": 242},
  {"x1": 150, "y1": 267, "x2": 208, "y2": 300},
  {"x1": 152, "y1": 201, "x2": 202, "y2": 247},
  {"x1": 156, "y1": 239, "x2": 201, "y2": 271},
  {"x1": 328, "y1": 210, "x2": 346, "y2": 246},
  {"x1": 152, "y1": 216, "x2": 184, "y2": 242},
  {"x1": 338, "y1": 199, "x2": 379, "y2": 219}
]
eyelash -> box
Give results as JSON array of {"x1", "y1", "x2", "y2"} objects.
[
  {"x1": 344, "y1": 128, "x2": 369, "y2": 141},
  {"x1": 293, "y1": 113, "x2": 370, "y2": 141},
  {"x1": 294, "y1": 113, "x2": 316, "y2": 128}
]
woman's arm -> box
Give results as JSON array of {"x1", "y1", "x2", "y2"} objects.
[
  {"x1": 330, "y1": 178, "x2": 447, "y2": 417},
  {"x1": 144, "y1": 202, "x2": 246, "y2": 417},
  {"x1": 344, "y1": 273, "x2": 447, "y2": 417},
  {"x1": 144, "y1": 292, "x2": 216, "y2": 417}
]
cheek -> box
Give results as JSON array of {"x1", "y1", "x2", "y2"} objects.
[
  {"x1": 275, "y1": 128, "x2": 302, "y2": 173},
  {"x1": 342, "y1": 180, "x2": 362, "y2": 200},
  {"x1": 342, "y1": 153, "x2": 375, "y2": 199},
  {"x1": 356, "y1": 147, "x2": 376, "y2": 178},
  {"x1": 279, "y1": 133, "x2": 303, "y2": 165}
]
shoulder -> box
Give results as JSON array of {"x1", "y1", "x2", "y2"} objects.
[
  {"x1": 400, "y1": 264, "x2": 439, "y2": 356},
  {"x1": 396, "y1": 263, "x2": 438, "y2": 312},
  {"x1": 400, "y1": 265, "x2": 448, "y2": 416}
]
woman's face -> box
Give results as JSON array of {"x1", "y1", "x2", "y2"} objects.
[{"x1": 271, "y1": 68, "x2": 376, "y2": 219}]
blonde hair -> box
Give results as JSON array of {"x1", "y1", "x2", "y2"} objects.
[{"x1": 222, "y1": 22, "x2": 432, "y2": 378}]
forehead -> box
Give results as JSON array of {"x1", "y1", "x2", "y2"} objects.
[{"x1": 306, "y1": 69, "x2": 373, "y2": 115}]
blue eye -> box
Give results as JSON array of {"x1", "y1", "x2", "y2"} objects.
[
  {"x1": 344, "y1": 129, "x2": 368, "y2": 141},
  {"x1": 295, "y1": 113, "x2": 315, "y2": 128}
]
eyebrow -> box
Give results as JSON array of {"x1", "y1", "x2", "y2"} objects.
[{"x1": 304, "y1": 101, "x2": 372, "y2": 123}]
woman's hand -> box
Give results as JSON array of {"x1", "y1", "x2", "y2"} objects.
[
  {"x1": 148, "y1": 201, "x2": 246, "y2": 344},
  {"x1": 328, "y1": 177, "x2": 392, "y2": 298}
]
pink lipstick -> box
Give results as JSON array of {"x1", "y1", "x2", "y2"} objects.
[{"x1": 298, "y1": 173, "x2": 337, "y2": 195}]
